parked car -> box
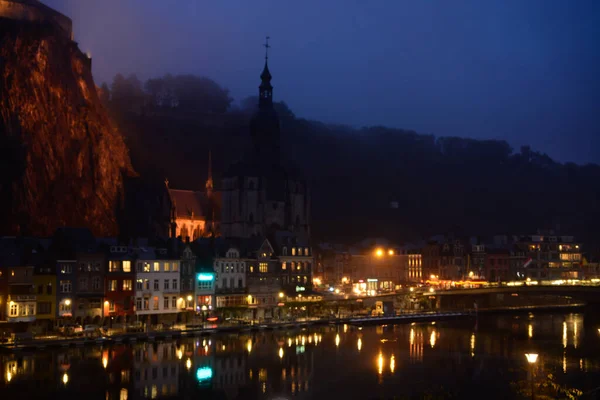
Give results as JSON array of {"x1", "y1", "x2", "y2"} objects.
[{"x1": 59, "y1": 324, "x2": 83, "y2": 336}]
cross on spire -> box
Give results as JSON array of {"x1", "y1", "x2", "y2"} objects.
[{"x1": 264, "y1": 36, "x2": 271, "y2": 60}]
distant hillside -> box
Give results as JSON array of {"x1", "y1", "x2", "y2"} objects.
[{"x1": 105, "y1": 75, "x2": 600, "y2": 248}]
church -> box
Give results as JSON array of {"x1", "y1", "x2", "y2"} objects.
[
  {"x1": 220, "y1": 45, "x2": 311, "y2": 241},
  {"x1": 167, "y1": 43, "x2": 310, "y2": 244}
]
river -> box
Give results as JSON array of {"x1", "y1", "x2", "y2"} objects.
[{"x1": 1, "y1": 311, "x2": 599, "y2": 399}]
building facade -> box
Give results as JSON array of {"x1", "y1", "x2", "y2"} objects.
[{"x1": 104, "y1": 245, "x2": 136, "y2": 323}]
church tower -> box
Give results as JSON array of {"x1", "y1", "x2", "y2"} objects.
[{"x1": 251, "y1": 36, "x2": 281, "y2": 159}]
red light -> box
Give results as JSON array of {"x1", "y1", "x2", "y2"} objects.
[{"x1": 207, "y1": 317, "x2": 218, "y2": 322}]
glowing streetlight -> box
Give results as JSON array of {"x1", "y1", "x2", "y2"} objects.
[
  {"x1": 335, "y1": 333, "x2": 340, "y2": 347},
  {"x1": 375, "y1": 248, "x2": 383, "y2": 257},
  {"x1": 278, "y1": 292, "x2": 284, "y2": 299},
  {"x1": 186, "y1": 358, "x2": 192, "y2": 371},
  {"x1": 429, "y1": 287, "x2": 435, "y2": 293},
  {"x1": 278, "y1": 347, "x2": 284, "y2": 359},
  {"x1": 357, "y1": 337, "x2": 362, "y2": 352},
  {"x1": 247, "y1": 339, "x2": 252, "y2": 353},
  {"x1": 525, "y1": 353, "x2": 538, "y2": 364},
  {"x1": 187, "y1": 295, "x2": 192, "y2": 302},
  {"x1": 388, "y1": 249, "x2": 395, "y2": 256},
  {"x1": 390, "y1": 355, "x2": 395, "y2": 373},
  {"x1": 62, "y1": 373, "x2": 69, "y2": 385},
  {"x1": 64, "y1": 299, "x2": 71, "y2": 306}
]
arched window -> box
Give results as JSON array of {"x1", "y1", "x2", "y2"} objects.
[
  {"x1": 291, "y1": 248, "x2": 296, "y2": 256},
  {"x1": 282, "y1": 246, "x2": 287, "y2": 256}
]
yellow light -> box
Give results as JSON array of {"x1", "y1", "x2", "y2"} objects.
[
  {"x1": 470, "y1": 333, "x2": 476, "y2": 357},
  {"x1": 177, "y1": 349, "x2": 183, "y2": 360},
  {"x1": 247, "y1": 339, "x2": 252, "y2": 353},
  {"x1": 410, "y1": 328, "x2": 415, "y2": 346},
  {"x1": 334, "y1": 288, "x2": 340, "y2": 294},
  {"x1": 62, "y1": 373, "x2": 69, "y2": 385},
  {"x1": 308, "y1": 335, "x2": 312, "y2": 344},
  {"x1": 563, "y1": 352, "x2": 567, "y2": 373},
  {"x1": 65, "y1": 299, "x2": 71, "y2": 306},
  {"x1": 314, "y1": 333, "x2": 319, "y2": 344},
  {"x1": 390, "y1": 355, "x2": 395, "y2": 373},
  {"x1": 430, "y1": 330, "x2": 436, "y2": 348},
  {"x1": 247, "y1": 295, "x2": 252, "y2": 304},
  {"x1": 288, "y1": 338, "x2": 292, "y2": 347},
  {"x1": 204, "y1": 345, "x2": 208, "y2": 353},
  {"x1": 104, "y1": 300, "x2": 109, "y2": 306},
  {"x1": 278, "y1": 292, "x2": 284, "y2": 298},
  {"x1": 279, "y1": 347, "x2": 284, "y2": 359},
  {"x1": 186, "y1": 358, "x2": 191, "y2": 370},
  {"x1": 6, "y1": 371, "x2": 12, "y2": 382},
  {"x1": 429, "y1": 287, "x2": 435, "y2": 293},
  {"x1": 357, "y1": 337, "x2": 362, "y2": 352},
  {"x1": 187, "y1": 295, "x2": 192, "y2": 302},
  {"x1": 377, "y1": 352, "x2": 384, "y2": 375},
  {"x1": 343, "y1": 324, "x2": 348, "y2": 333},
  {"x1": 301, "y1": 336, "x2": 306, "y2": 346},
  {"x1": 375, "y1": 248, "x2": 383, "y2": 257},
  {"x1": 335, "y1": 333, "x2": 340, "y2": 348},
  {"x1": 388, "y1": 249, "x2": 394, "y2": 256},
  {"x1": 409, "y1": 287, "x2": 414, "y2": 292},
  {"x1": 563, "y1": 321, "x2": 568, "y2": 348},
  {"x1": 313, "y1": 278, "x2": 321, "y2": 286},
  {"x1": 525, "y1": 353, "x2": 538, "y2": 364},
  {"x1": 468, "y1": 271, "x2": 474, "y2": 278},
  {"x1": 528, "y1": 324, "x2": 533, "y2": 339},
  {"x1": 221, "y1": 345, "x2": 226, "y2": 351},
  {"x1": 102, "y1": 356, "x2": 108, "y2": 369}
]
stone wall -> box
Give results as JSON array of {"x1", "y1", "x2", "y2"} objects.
[{"x1": 0, "y1": 0, "x2": 72, "y2": 39}]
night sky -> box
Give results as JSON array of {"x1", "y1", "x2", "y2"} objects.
[{"x1": 45, "y1": 0, "x2": 600, "y2": 164}]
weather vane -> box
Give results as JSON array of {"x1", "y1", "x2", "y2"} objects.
[{"x1": 264, "y1": 36, "x2": 271, "y2": 60}]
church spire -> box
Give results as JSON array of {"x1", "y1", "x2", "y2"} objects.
[
  {"x1": 259, "y1": 36, "x2": 273, "y2": 110},
  {"x1": 205, "y1": 150, "x2": 213, "y2": 195}
]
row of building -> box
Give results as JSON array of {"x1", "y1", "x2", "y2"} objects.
[
  {"x1": 314, "y1": 230, "x2": 597, "y2": 293},
  {"x1": 0, "y1": 228, "x2": 315, "y2": 327}
]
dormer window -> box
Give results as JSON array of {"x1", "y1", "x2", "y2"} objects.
[{"x1": 292, "y1": 248, "x2": 296, "y2": 256}]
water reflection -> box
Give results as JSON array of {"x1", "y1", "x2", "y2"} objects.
[{"x1": 1, "y1": 312, "x2": 599, "y2": 399}]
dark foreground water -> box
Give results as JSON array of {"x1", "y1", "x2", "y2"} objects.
[{"x1": 2, "y1": 311, "x2": 600, "y2": 399}]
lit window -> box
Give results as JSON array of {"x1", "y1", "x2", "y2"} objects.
[
  {"x1": 108, "y1": 280, "x2": 117, "y2": 291},
  {"x1": 109, "y1": 261, "x2": 120, "y2": 272},
  {"x1": 292, "y1": 248, "x2": 296, "y2": 256},
  {"x1": 9, "y1": 303, "x2": 18, "y2": 316},
  {"x1": 250, "y1": 266, "x2": 254, "y2": 273},
  {"x1": 143, "y1": 263, "x2": 150, "y2": 272},
  {"x1": 123, "y1": 280, "x2": 133, "y2": 291},
  {"x1": 259, "y1": 263, "x2": 268, "y2": 273},
  {"x1": 164, "y1": 262, "x2": 170, "y2": 272},
  {"x1": 153, "y1": 297, "x2": 159, "y2": 310},
  {"x1": 153, "y1": 262, "x2": 160, "y2": 272},
  {"x1": 305, "y1": 248, "x2": 309, "y2": 256},
  {"x1": 122, "y1": 261, "x2": 131, "y2": 273},
  {"x1": 172, "y1": 262, "x2": 179, "y2": 272},
  {"x1": 281, "y1": 262, "x2": 286, "y2": 270}
]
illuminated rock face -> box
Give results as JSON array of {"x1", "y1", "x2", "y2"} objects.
[{"x1": 0, "y1": 18, "x2": 135, "y2": 236}]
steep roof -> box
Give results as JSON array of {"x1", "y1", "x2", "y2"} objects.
[{"x1": 169, "y1": 189, "x2": 205, "y2": 219}]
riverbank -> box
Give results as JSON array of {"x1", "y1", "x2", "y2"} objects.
[{"x1": 0, "y1": 303, "x2": 585, "y2": 353}]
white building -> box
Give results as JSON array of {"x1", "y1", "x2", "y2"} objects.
[
  {"x1": 134, "y1": 248, "x2": 182, "y2": 323},
  {"x1": 214, "y1": 247, "x2": 248, "y2": 308}
]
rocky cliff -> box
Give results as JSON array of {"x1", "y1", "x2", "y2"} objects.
[{"x1": 0, "y1": 18, "x2": 135, "y2": 236}]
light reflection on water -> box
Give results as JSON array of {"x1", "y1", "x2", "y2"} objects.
[{"x1": 0, "y1": 312, "x2": 599, "y2": 399}]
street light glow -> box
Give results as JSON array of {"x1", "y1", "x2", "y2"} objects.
[
  {"x1": 375, "y1": 248, "x2": 383, "y2": 257},
  {"x1": 525, "y1": 353, "x2": 538, "y2": 364}
]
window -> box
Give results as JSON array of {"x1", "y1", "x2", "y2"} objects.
[
  {"x1": 297, "y1": 262, "x2": 302, "y2": 271},
  {"x1": 144, "y1": 298, "x2": 149, "y2": 310},
  {"x1": 222, "y1": 278, "x2": 227, "y2": 288},
  {"x1": 172, "y1": 279, "x2": 177, "y2": 290},
  {"x1": 143, "y1": 263, "x2": 150, "y2": 272},
  {"x1": 144, "y1": 279, "x2": 150, "y2": 290},
  {"x1": 136, "y1": 262, "x2": 143, "y2": 272},
  {"x1": 282, "y1": 262, "x2": 286, "y2": 270},
  {"x1": 123, "y1": 261, "x2": 131, "y2": 272},
  {"x1": 109, "y1": 261, "x2": 120, "y2": 272},
  {"x1": 153, "y1": 297, "x2": 159, "y2": 310},
  {"x1": 164, "y1": 262, "x2": 170, "y2": 272},
  {"x1": 171, "y1": 296, "x2": 177, "y2": 308},
  {"x1": 230, "y1": 278, "x2": 234, "y2": 288},
  {"x1": 136, "y1": 279, "x2": 143, "y2": 290},
  {"x1": 292, "y1": 248, "x2": 296, "y2": 256},
  {"x1": 46, "y1": 283, "x2": 52, "y2": 295},
  {"x1": 61, "y1": 264, "x2": 72, "y2": 274},
  {"x1": 9, "y1": 303, "x2": 18, "y2": 317},
  {"x1": 136, "y1": 298, "x2": 142, "y2": 310},
  {"x1": 250, "y1": 265, "x2": 254, "y2": 273},
  {"x1": 37, "y1": 285, "x2": 43, "y2": 294},
  {"x1": 123, "y1": 280, "x2": 133, "y2": 291},
  {"x1": 154, "y1": 280, "x2": 159, "y2": 290},
  {"x1": 305, "y1": 247, "x2": 309, "y2": 256},
  {"x1": 60, "y1": 280, "x2": 72, "y2": 293},
  {"x1": 164, "y1": 279, "x2": 169, "y2": 290},
  {"x1": 241, "y1": 265, "x2": 244, "y2": 272},
  {"x1": 109, "y1": 301, "x2": 115, "y2": 312},
  {"x1": 164, "y1": 297, "x2": 169, "y2": 309},
  {"x1": 108, "y1": 280, "x2": 117, "y2": 291},
  {"x1": 59, "y1": 302, "x2": 72, "y2": 313},
  {"x1": 238, "y1": 279, "x2": 243, "y2": 288},
  {"x1": 283, "y1": 247, "x2": 287, "y2": 256},
  {"x1": 153, "y1": 262, "x2": 160, "y2": 272},
  {"x1": 37, "y1": 302, "x2": 51, "y2": 315},
  {"x1": 92, "y1": 277, "x2": 101, "y2": 290},
  {"x1": 259, "y1": 263, "x2": 268, "y2": 273},
  {"x1": 198, "y1": 280, "x2": 212, "y2": 291},
  {"x1": 79, "y1": 277, "x2": 88, "y2": 291},
  {"x1": 172, "y1": 262, "x2": 179, "y2": 272}
]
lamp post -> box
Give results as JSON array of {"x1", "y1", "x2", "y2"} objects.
[{"x1": 525, "y1": 353, "x2": 538, "y2": 399}]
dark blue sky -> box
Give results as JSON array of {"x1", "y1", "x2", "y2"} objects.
[{"x1": 46, "y1": 0, "x2": 600, "y2": 164}]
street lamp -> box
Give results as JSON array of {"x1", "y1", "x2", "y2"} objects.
[
  {"x1": 375, "y1": 248, "x2": 383, "y2": 257},
  {"x1": 279, "y1": 292, "x2": 284, "y2": 299},
  {"x1": 525, "y1": 353, "x2": 538, "y2": 399}
]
